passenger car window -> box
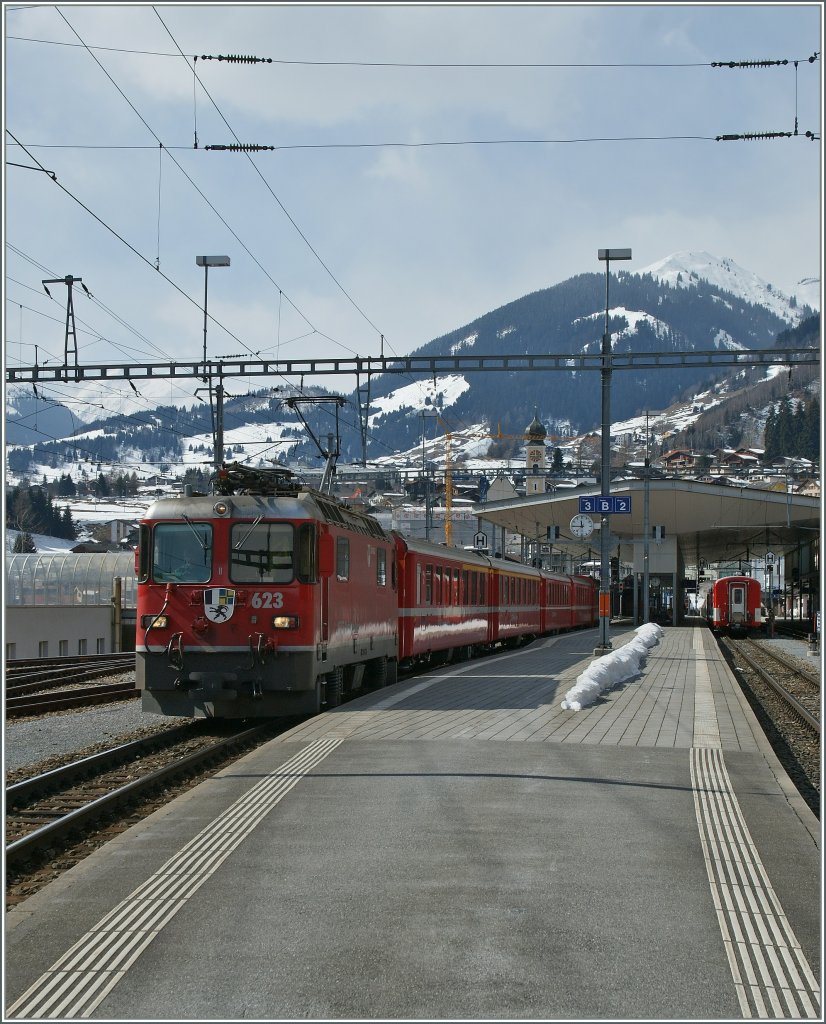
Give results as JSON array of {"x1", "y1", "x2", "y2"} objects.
[{"x1": 336, "y1": 537, "x2": 350, "y2": 580}]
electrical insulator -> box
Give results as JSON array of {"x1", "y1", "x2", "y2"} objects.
[
  {"x1": 206, "y1": 144, "x2": 276, "y2": 152},
  {"x1": 200, "y1": 54, "x2": 273, "y2": 64},
  {"x1": 716, "y1": 131, "x2": 793, "y2": 142},
  {"x1": 712, "y1": 58, "x2": 789, "y2": 68}
]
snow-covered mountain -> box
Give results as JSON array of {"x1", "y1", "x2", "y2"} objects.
[
  {"x1": 636, "y1": 251, "x2": 818, "y2": 321},
  {"x1": 5, "y1": 252, "x2": 819, "y2": 487}
]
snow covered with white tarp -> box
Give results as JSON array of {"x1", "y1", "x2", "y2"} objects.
[{"x1": 561, "y1": 623, "x2": 665, "y2": 711}]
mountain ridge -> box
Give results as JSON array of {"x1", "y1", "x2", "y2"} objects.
[{"x1": 5, "y1": 252, "x2": 819, "y2": 481}]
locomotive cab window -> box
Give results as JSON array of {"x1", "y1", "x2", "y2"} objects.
[
  {"x1": 297, "y1": 523, "x2": 317, "y2": 583},
  {"x1": 152, "y1": 523, "x2": 212, "y2": 583},
  {"x1": 231, "y1": 522, "x2": 294, "y2": 583},
  {"x1": 137, "y1": 524, "x2": 151, "y2": 582}
]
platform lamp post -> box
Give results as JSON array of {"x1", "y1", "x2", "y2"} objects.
[
  {"x1": 596, "y1": 247, "x2": 632, "y2": 653},
  {"x1": 196, "y1": 255, "x2": 230, "y2": 469}
]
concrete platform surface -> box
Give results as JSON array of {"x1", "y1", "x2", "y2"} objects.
[{"x1": 5, "y1": 626, "x2": 821, "y2": 1021}]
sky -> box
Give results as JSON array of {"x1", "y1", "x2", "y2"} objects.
[{"x1": 2, "y1": 2, "x2": 823, "y2": 421}]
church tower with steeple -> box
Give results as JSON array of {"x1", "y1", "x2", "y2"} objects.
[{"x1": 525, "y1": 411, "x2": 547, "y2": 495}]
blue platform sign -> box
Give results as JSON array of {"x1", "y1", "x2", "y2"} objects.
[{"x1": 579, "y1": 495, "x2": 632, "y2": 514}]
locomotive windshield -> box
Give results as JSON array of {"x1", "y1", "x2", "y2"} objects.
[
  {"x1": 230, "y1": 522, "x2": 294, "y2": 583},
  {"x1": 152, "y1": 522, "x2": 212, "y2": 583}
]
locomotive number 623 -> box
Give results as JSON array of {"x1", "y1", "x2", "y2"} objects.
[{"x1": 250, "y1": 592, "x2": 284, "y2": 609}]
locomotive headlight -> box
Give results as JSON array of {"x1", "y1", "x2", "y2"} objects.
[
  {"x1": 142, "y1": 614, "x2": 169, "y2": 629},
  {"x1": 213, "y1": 501, "x2": 229, "y2": 516},
  {"x1": 272, "y1": 615, "x2": 299, "y2": 629}
]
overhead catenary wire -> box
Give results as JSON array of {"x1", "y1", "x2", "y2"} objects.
[
  {"x1": 152, "y1": 8, "x2": 386, "y2": 345},
  {"x1": 46, "y1": 8, "x2": 352, "y2": 360},
  {"x1": 6, "y1": 131, "x2": 259, "y2": 360},
  {"x1": 9, "y1": 16, "x2": 818, "y2": 466},
  {"x1": 6, "y1": 34, "x2": 820, "y2": 69},
  {"x1": 151, "y1": 8, "x2": 475, "y2": 444},
  {"x1": 6, "y1": 250, "x2": 408, "y2": 463}
]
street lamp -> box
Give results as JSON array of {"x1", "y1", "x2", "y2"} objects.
[
  {"x1": 196, "y1": 256, "x2": 230, "y2": 468},
  {"x1": 596, "y1": 247, "x2": 632, "y2": 653},
  {"x1": 196, "y1": 255, "x2": 231, "y2": 370}
]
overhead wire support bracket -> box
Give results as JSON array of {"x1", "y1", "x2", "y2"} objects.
[
  {"x1": 355, "y1": 360, "x2": 372, "y2": 467},
  {"x1": 284, "y1": 395, "x2": 347, "y2": 494}
]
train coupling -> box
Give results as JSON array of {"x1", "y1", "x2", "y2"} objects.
[{"x1": 179, "y1": 671, "x2": 238, "y2": 699}]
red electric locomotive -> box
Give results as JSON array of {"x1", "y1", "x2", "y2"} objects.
[
  {"x1": 136, "y1": 465, "x2": 398, "y2": 718},
  {"x1": 705, "y1": 575, "x2": 764, "y2": 635},
  {"x1": 136, "y1": 464, "x2": 599, "y2": 720}
]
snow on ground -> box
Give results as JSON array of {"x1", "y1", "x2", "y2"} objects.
[
  {"x1": 635, "y1": 251, "x2": 811, "y2": 322},
  {"x1": 180, "y1": 420, "x2": 301, "y2": 467},
  {"x1": 5, "y1": 530, "x2": 79, "y2": 555},
  {"x1": 367, "y1": 375, "x2": 470, "y2": 425},
  {"x1": 573, "y1": 307, "x2": 671, "y2": 344},
  {"x1": 449, "y1": 334, "x2": 478, "y2": 355}
]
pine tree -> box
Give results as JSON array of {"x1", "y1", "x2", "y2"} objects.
[
  {"x1": 763, "y1": 403, "x2": 778, "y2": 459},
  {"x1": 13, "y1": 531, "x2": 36, "y2": 553},
  {"x1": 60, "y1": 505, "x2": 77, "y2": 540},
  {"x1": 804, "y1": 397, "x2": 820, "y2": 462}
]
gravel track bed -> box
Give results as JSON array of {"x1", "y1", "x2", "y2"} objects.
[
  {"x1": 4, "y1": 673, "x2": 188, "y2": 778},
  {"x1": 719, "y1": 637, "x2": 821, "y2": 818}
]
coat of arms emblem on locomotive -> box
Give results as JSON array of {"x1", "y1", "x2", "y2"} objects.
[{"x1": 203, "y1": 588, "x2": 236, "y2": 623}]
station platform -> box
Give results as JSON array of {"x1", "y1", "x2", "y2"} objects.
[{"x1": 5, "y1": 624, "x2": 821, "y2": 1021}]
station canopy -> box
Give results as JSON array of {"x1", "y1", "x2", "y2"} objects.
[{"x1": 473, "y1": 479, "x2": 820, "y2": 568}]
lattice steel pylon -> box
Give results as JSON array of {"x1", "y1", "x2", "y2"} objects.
[{"x1": 42, "y1": 275, "x2": 83, "y2": 371}]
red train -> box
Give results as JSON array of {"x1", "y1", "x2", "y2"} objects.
[
  {"x1": 704, "y1": 575, "x2": 765, "y2": 635},
  {"x1": 136, "y1": 465, "x2": 598, "y2": 719}
]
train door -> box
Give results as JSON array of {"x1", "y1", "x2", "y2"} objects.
[
  {"x1": 729, "y1": 582, "x2": 746, "y2": 626},
  {"x1": 319, "y1": 530, "x2": 333, "y2": 643}
]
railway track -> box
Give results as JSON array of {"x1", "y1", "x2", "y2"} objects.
[
  {"x1": 5, "y1": 660, "x2": 384, "y2": 907},
  {"x1": 728, "y1": 637, "x2": 820, "y2": 732},
  {"x1": 6, "y1": 653, "x2": 136, "y2": 688},
  {"x1": 5, "y1": 720, "x2": 288, "y2": 888},
  {"x1": 718, "y1": 634, "x2": 820, "y2": 816},
  {"x1": 6, "y1": 681, "x2": 140, "y2": 718},
  {"x1": 5, "y1": 654, "x2": 139, "y2": 718}
]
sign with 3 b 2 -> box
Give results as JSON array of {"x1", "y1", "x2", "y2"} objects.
[{"x1": 579, "y1": 496, "x2": 632, "y2": 514}]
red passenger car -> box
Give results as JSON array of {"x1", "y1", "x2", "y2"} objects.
[
  {"x1": 394, "y1": 536, "x2": 492, "y2": 667},
  {"x1": 705, "y1": 575, "x2": 764, "y2": 635}
]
